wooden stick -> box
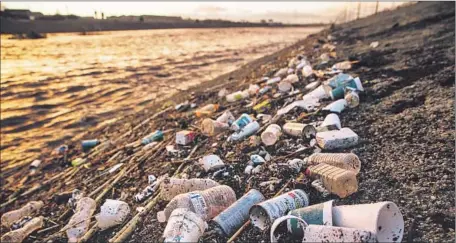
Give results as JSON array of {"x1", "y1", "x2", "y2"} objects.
[
  {"x1": 37, "y1": 224, "x2": 60, "y2": 234},
  {"x1": 79, "y1": 223, "x2": 98, "y2": 243},
  {"x1": 227, "y1": 179, "x2": 292, "y2": 243}
]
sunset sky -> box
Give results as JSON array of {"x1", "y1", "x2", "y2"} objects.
[{"x1": 2, "y1": 2, "x2": 404, "y2": 23}]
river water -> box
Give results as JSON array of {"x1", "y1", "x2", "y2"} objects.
[{"x1": 0, "y1": 27, "x2": 321, "y2": 167}]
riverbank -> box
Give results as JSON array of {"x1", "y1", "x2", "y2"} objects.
[
  {"x1": 0, "y1": 17, "x2": 326, "y2": 34},
  {"x1": 0, "y1": 2, "x2": 454, "y2": 243}
]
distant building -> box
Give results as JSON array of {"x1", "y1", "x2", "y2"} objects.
[
  {"x1": 108, "y1": 15, "x2": 184, "y2": 23},
  {"x1": 1, "y1": 9, "x2": 43, "y2": 20}
]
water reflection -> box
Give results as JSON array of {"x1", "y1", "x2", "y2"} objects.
[{"x1": 0, "y1": 27, "x2": 321, "y2": 166}]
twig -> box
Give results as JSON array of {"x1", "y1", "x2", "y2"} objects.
[
  {"x1": 37, "y1": 224, "x2": 60, "y2": 234},
  {"x1": 79, "y1": 223, "x2": 98, "y2": 243}
]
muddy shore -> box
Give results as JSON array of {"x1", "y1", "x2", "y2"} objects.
[{"x1": 0, "y1": 2, "x2": 454, "y2": 243}]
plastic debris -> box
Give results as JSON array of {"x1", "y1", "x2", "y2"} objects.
[
  {"x1": 306, "y1": 163, "x2": 358, "y2": 198},
  {"x1": 249, "y1": 189, "x2": 309, "y2": 230},
  {"x1": 176, "y1": 130, "x2": 196, "y2": 145},
  {"x1": 142, "y1": 130, "x2": 164, "y2": 145},
  {"x1": 261, "y1": 124, "x2": 282, "y2": 146},
  {"x1": 162, "y1": 208, "x2": 207, "y2": 242},
  {"x1": 199, "y1": 154, "x2": 225, "y2": 172},
  {"x1": 1, "y1": 216, "x2": 44, "y2": 243},
  {"x1": 307, "y1": 153, "x2": 361, "y2": 174},
  {"x1": 213, "y1": 189, "x2": 265, "y2": 236},
  {"x1": 228, "y1": 121, "x2": 260, "y2": 142},
  {"x1": 65, "y1": 197, "x2": 96, "y2": 243},
  {"x1": 157, "y1": 185, "x2": 237, "y2": 222},
  {"x1": 96, "y1": 199, "x2": 130, "y2": 230},
  {"x1": 1, "y1": 201, "x2": 44, "y2": 228},
  {"x1": 316, "y1": 127, "x2": 359, "y2": 150}
]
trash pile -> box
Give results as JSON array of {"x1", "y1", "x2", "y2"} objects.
[{"x1": 0, "y1": 34, "x2": 407, "y2": 243}]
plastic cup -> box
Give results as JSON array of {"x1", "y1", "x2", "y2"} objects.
[
  {"x1": 320, "y1": 113, "x2": 341, "y2": 130},
  {"x1": 287, "y1": 200, "x2": 333, "y2": 237},
  {"x1": 332, "y1": 201, "x2": 404, "y2": 243},
  {"x1": 162, "y1": 208, "x2": 207, "y2": 242},
  {"x1": 249, "y1": 189, "x2": 309, "y2": 230},
  {"x1": 323, "y1": 99, "x2": 348, "y2": 113},
  {"x1": 303, "y1": 225, "x2": 377, "y2": 242},
  {"x1": 213, "y1": 189, "x2": 265, "y2": 236},
  {"x1": 261, "y1": 124, "x2": 282, "y2": 146},
  {"x1": 330, "y1": 86, "x2": 345, "y2": 100}
]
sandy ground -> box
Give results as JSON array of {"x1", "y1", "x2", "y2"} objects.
[{"x1": 0, "y1": 2, "x2": 454, "y2": 243}]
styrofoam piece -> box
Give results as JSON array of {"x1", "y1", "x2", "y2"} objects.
[
  {"x1": 199, "y1": 155, "x2": 225, "y2": 172},
  {"x1": 322, "y1": 99, "x2": 348, "y2": 113},
  {"x1": 320, "y1": 113, "x2": 341, "y2": 130},
  {"x1": 96, "y1": 199, "x2": 130, "y2": 230},
  {"x1": 213, "y1": 189, "x2": 265, "y2": 236},
  {"x1": 249, "y1": 189, "x2": 309, "y2": 230},
  {"x1": 287, "y1": 200, "x2": 333, "y2": 237},
  {"x1": 261, "y1": 124, "x2": 282, "y2": 146},
  {"x1": 316, "y1": 127, "x2": 358, "y2": 150},
  {"x1": 303, "y1": 225, "x2": 377, "y2": 242},
  {"x1": 162, "y1": 208, "x2": 208, "y2": 242},
  {"x1": 332, "y1": 201, "x2": 404, "y2": 243}
]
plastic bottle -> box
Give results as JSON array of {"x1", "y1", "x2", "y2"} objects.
[
  {"x1": 65, "y1": 197, "x2": 96, "y2": 243},
  {"x1": 141, "y1": 130, "x2": 164, "y2": 145},
  {"x1": 226, "y1": 90, "x2": 250, "y2": 102},
  {"x1": 1, "y1": 201, "x2": 44, "y2": 228},
  {"x1": 162, "y1": 208, "x2": 208, "y2": 242},
  {"x1": 160, "y1": 178, "x2": 220, "y2": 201},
  {"x1": 307, "y1": 153, "x2": 361, "y2": 174},
  {"x1": 195, "y1": 104, "x2": 219, "y2": 117},
  {"x1": 1, "y1": 216, "x2": 44, "y2": 243},
  {"x1": 157, "y1": 185, "x2": 236, "y2": 222},
  {"x1": 306, "y1": 163, "x2": 358, "y2": 198},
  {"x1": 229, "y1": 121, "x2": 260, "y2": 142}
]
